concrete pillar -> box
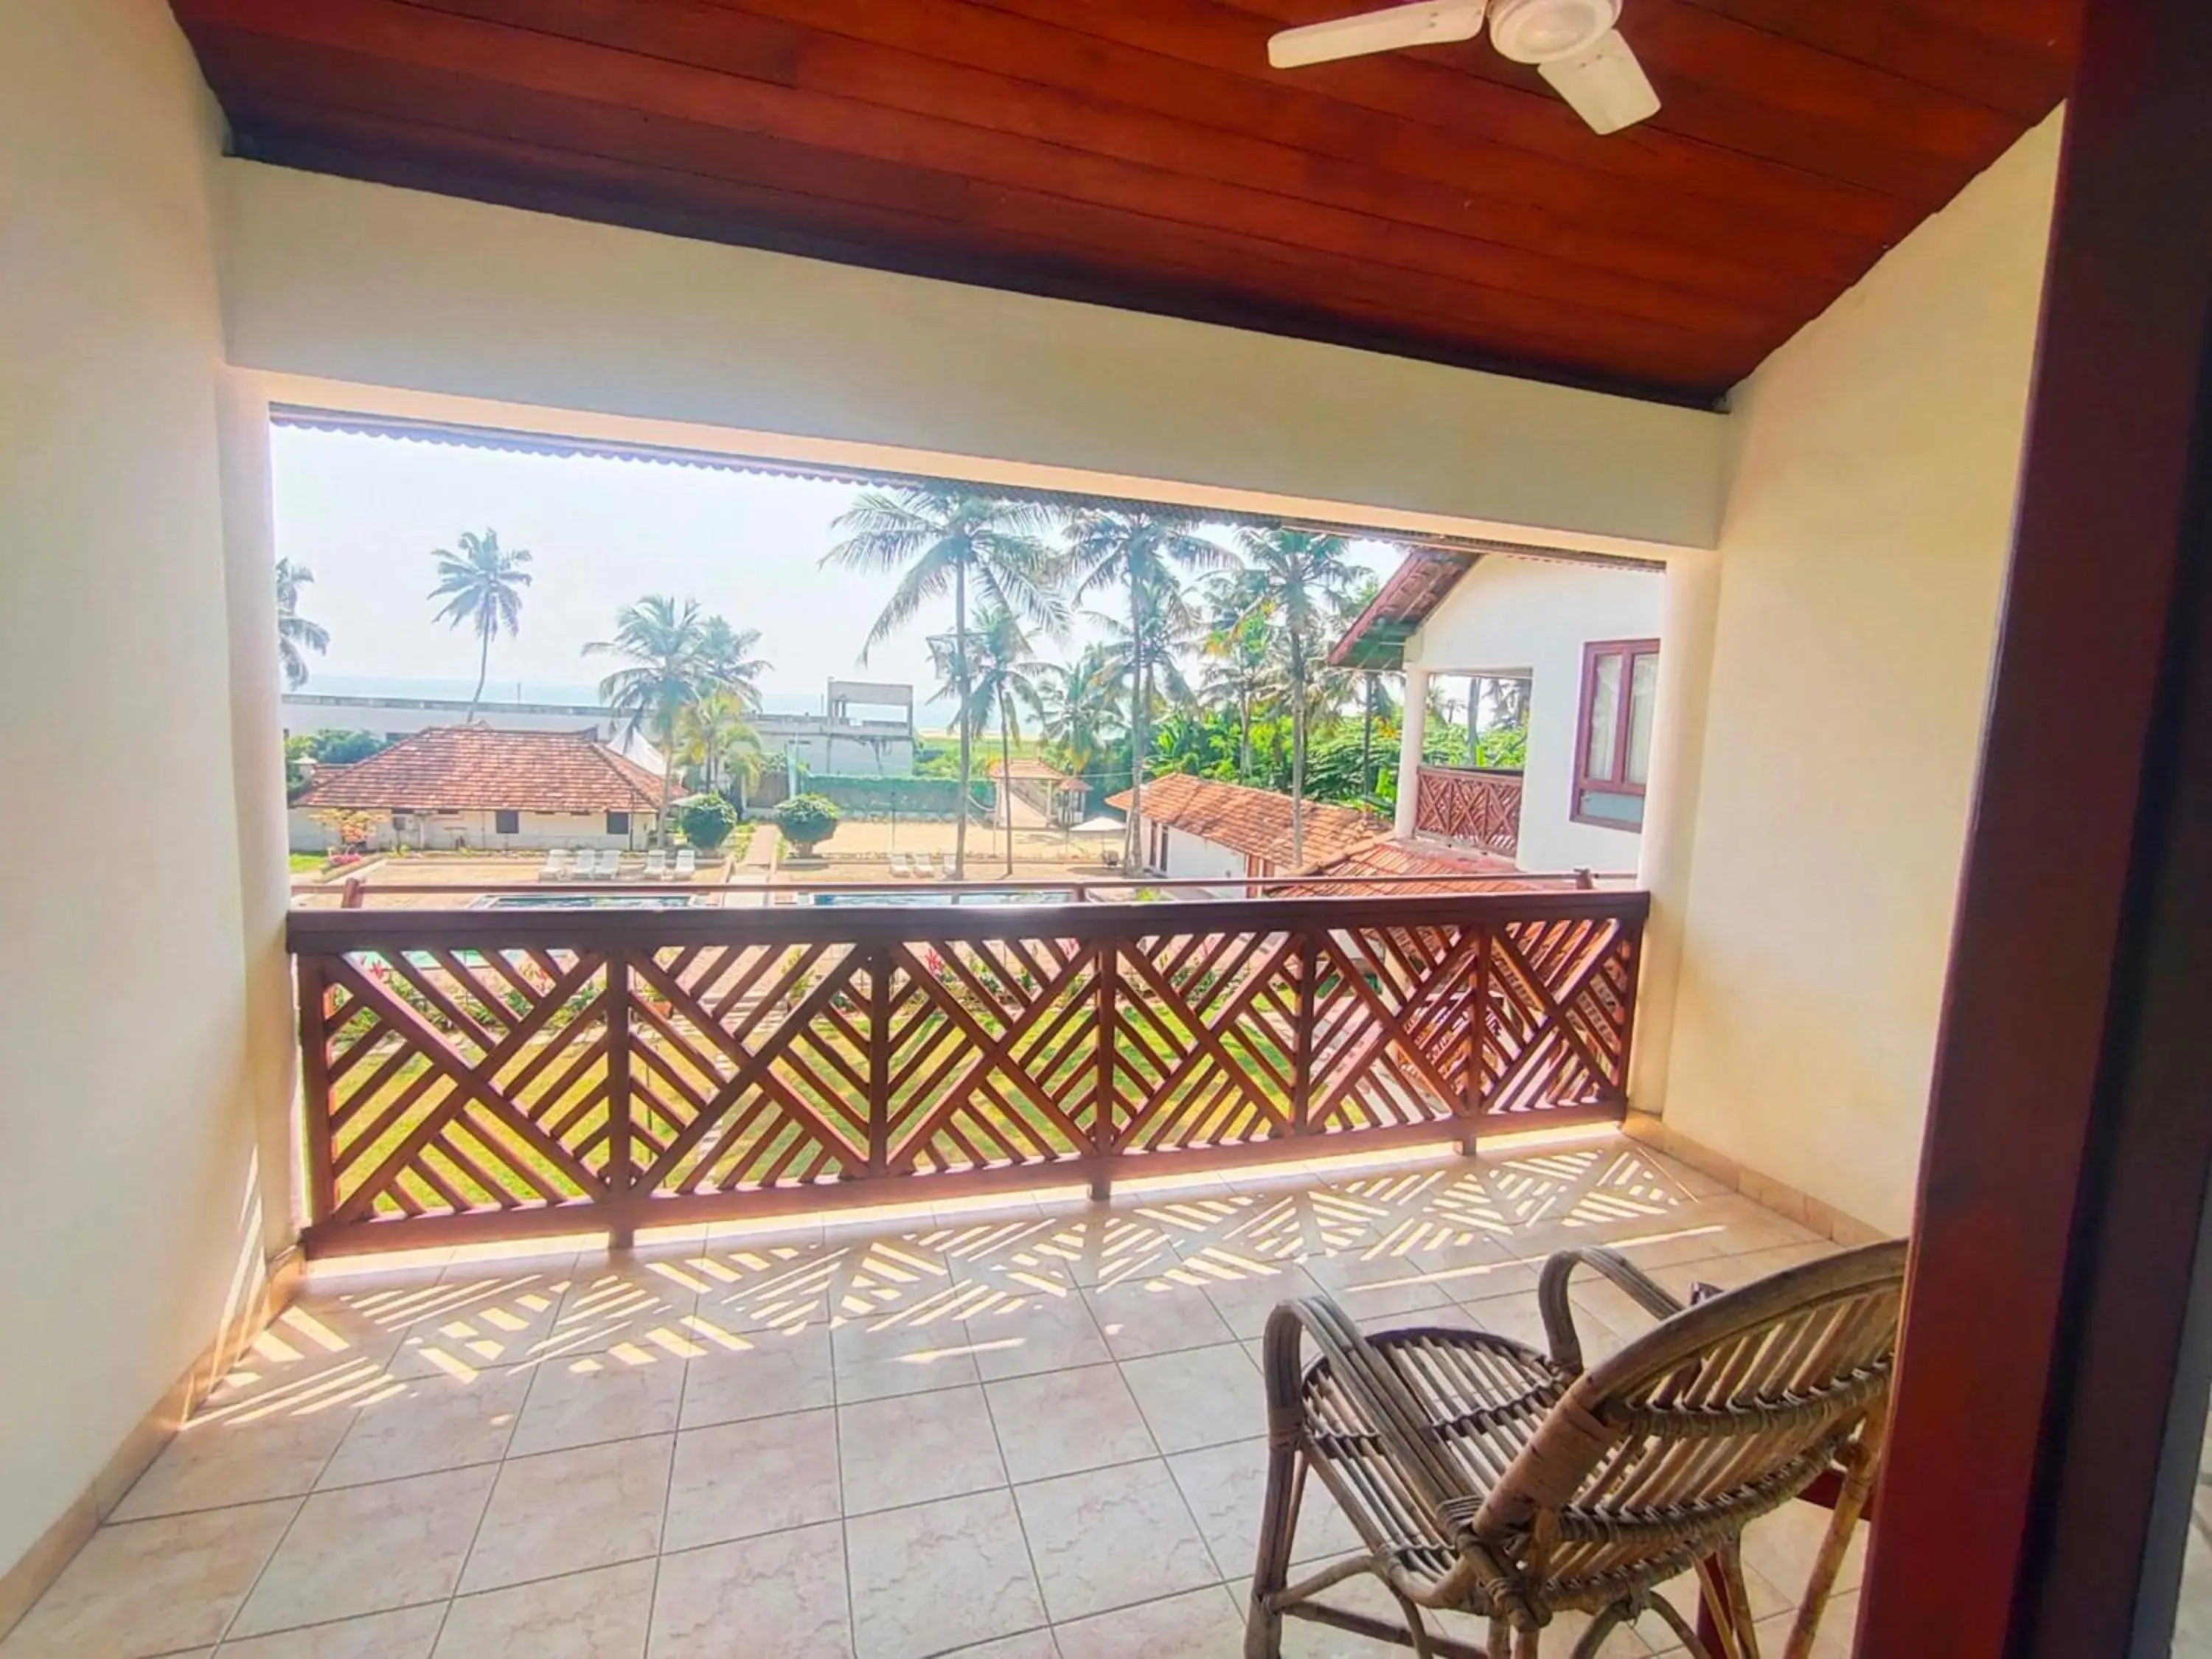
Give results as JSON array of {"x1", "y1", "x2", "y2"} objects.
[
  {"x1": 1626, "y1": 547, "x2": 1723, "y2": 1117},
  {"x1": 1394, "y1": 665, "x2": 1432, "y2": 838},
  {"x1": 217, "y1": 373, "x2": 302, "y2": 1251}
]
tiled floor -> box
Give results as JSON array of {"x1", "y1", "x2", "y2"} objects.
[{"x1": 2, "y1": 1132, "x2": 1871, "y2": 1659}]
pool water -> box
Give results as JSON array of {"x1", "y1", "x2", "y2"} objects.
[
  {"x1": 810, "y1": 890, "x2": 1074, "y2": 907},
  {"x1": 474, "y1": 893, "x2": 706, "y2": 910}
]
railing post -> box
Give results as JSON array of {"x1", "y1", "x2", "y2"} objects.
[
  {"x1": 868, "y1": 945, "x2": 891, "y2": 1176},
  {"x1": 295, "y1": 954, "x2": 335, "y2": 1229},
  {"x1": 1290, "y1": 928, "x2": 1318, "y2": 1138},
  {"x1": 1461, "y1": 917, "x2": 1489, "y2": 1158},
  {"x1": 605, "y1": 947, "x2": 635, "y2": 1251},
  {"x1": 1089, "y1": 939, "x2": 1117, "y2": 1202}
]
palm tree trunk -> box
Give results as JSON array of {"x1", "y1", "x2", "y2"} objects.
[
  {"x1": 467, "y1": 624, "x2": 492, "y2": 723},
  {"x1": 1290, "y1": 631, "x2": 1307, "y2": 869},
  {"x1": 1239, "y1": 692, "x2": 1252, "y2": 784},
  {"x1": 953, "y1": 562, "x2": 970, "y2": 880},
  {"x1": 1000, "y1": 691, "x2": 1016, "y2": 877},
  {"x1": 1125, "y1": 589, "x2": 1146, "y2": 871}
]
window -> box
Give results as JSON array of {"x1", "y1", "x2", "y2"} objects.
[
  {"x1": 1573, "y1": 639, "x2": 1660, "y2": 830},
  {"x1": 605, "y1": 812, "x2": 630, "y2": 836},
  {"x1": 493, "y1": 810, "x2": 520, "y2": 836}
]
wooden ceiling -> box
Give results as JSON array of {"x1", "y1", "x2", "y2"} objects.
[{"x1": 171, "y1": 0, "x2": 2076, "y2": 406}]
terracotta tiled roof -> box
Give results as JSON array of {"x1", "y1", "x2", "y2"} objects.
[
  {"x1": 1326, "y1": 546, "x2": 1480, "y2": 672},
  {"x1": 1279, "y1": 837, "x2": 1576, "y2": 897},
  {"x1": 1105, "y1": 774, "x2": 1384, "y2": 872},
  {"x1": 295, "y1": 726, "x2": 664, "y2": 814}
]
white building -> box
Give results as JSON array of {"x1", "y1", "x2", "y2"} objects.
[
  {"x1": 1334, "y1": 547, "x2": 1666, "y2": 875},
  {"x1": 288, "y1": 725, "x2": 664, "y2": 852},
  {"x1": 280, "y1": 677, "x2": 917, "y2": 782}
]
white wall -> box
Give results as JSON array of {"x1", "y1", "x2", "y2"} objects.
[
  {"x1": 1653, "y1": 114, "x2": 2064, "y2": 1236},
  {"x1": 0, "y1": 0, "x2": 284, "y2": 1589},
  {"x1": 1161, "y1": 830, "x2": 1251, "y2": 895},
  {"x1": 216, "y1": 164, "x2": 1729, "y2": 552},
  {"x1": 1408, "y1": 554, "x2": 1666, "y2": 874},
  {"x1": 287, "y1": 808, "x2": 653, "y2": 854}
]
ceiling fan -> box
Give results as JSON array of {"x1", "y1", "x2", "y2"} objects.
[{"x1": 1266, "y1": 0, "x2": 1661, "y2": 135}]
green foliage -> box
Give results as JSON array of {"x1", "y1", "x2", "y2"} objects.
[
  {"x1": 307, "y1": 729, "x2": 390, "y2": 765},
  {"x1": 674, "y1": 793, "x2": 739, "y2": 851},
  {"x1": 286, "y1": 729, "x2": 391, "y2": 798},
  {"x1": 799, "y1": 773, "x2": 991, "y2": 818},
  {"x1": 774, "y1": 793, "x2": 841, "y2": 855}
]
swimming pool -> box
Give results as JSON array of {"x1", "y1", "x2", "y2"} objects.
[
  {"x1": 473, "y1": 893, "x2": 708, "y2": 910},
  {"x1": 808, "y1": 889, "x2": 1074, "y2": 907}
]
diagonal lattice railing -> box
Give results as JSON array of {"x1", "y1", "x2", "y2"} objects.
[{"x1": 291, "y1": 891, "x2": 1646, "y2": 1253}]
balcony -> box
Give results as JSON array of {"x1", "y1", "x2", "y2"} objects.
[
  {"x1": 5, "y1": 1132, "x2": 1855, "y2": 1658},
  {"x1": 286, "y1": 888, "x2": 1644, "y2": 1254},
  {"x1": 1412, "y1": 765, "x2": 1526, "y2": 858}
]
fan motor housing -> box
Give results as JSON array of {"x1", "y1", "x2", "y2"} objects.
[{"x1": 1488, "y1": 0, "x2": 1621, "y2": 63}]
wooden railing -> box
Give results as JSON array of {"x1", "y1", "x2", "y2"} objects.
[
  {"x1": 288, "y1": 890, "x2": 1646, "y2": 1254},
  {"x1": 1415, "y1": 765, "x2": 1526, "y2": 856}
]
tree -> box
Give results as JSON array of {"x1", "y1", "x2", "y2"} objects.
[
  {"x1": 274, "y1": 558, "x2": 329, "y2": 690},
  {"x1": 1199, "y1": 571, "x2": 1279, "y2": 785},
  {"x1": 1234, "y1": 528, "x2": 1360, "y2": 866},
  {"x1": 934, "y1": 606, "x2": 1045, "y2": 875},
  {"x1": 823, "y1": 487, "x2": 1064, "y2": 879},
  {"x1": 1038, "y1": 644, "x2": 1124, "y2": 787},
  {"x1": 674, "y1": 689, "x2": 765, "y2": 806},
  {"x1": 428, "y1": 529, "x2": 532, "y2": 721},
  {"x1": 697, "y1": 616, "x2": 769, "y2": 714},
  {"x1": 587, "y1": 594, "x2": 712, "y2": 833},
  {"x1": 775, "y1": 793, "x2": 841, "y2": 858},
  {"x1": 672, "y1": 793, "x2": 739, "y2": 852},
  {"x1": 1066, "y1": 509, "x2": 1231, "y2": 870}
]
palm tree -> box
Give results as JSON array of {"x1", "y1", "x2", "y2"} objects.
[
  {"x1": 586, "y1": 595, "x2": 712, "y2": 831},
  {"x1": 428, "y1": 529, "x2": 533, "y2": 720},
  {"x1": 1038, "y1": 644, "x2": 1124, "y2": 788},
  {"x1": 933, "y1": 607, "x2": 1046, "y2": 875},
  {"x1": 1200, "y1": 571, "x2": 1278, "y2": 785},
  {"x1": 1234, "y1": 528, "x2": 1360, "y2": 866},
  {"x1": 274, "y1": 558, "x2": 329, "y2": 689},
  {"x1": 698, "y1": 616, "x2": 770, "y2": 714},
  {"x1": 675, "y1": 688, "x2": 766, "y2": 805},
  {"x1": 824, "y1": 487, "x2": 1064, "y2": 878},
  {"x1": 1066, "y1": 509, "x2": 1231, "y2": 869}
]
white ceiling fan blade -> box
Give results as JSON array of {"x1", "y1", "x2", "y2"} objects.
[
  {"x1": 1267, "y1": 1, "x2": 1486, "y2": 70},
  {"x1": 1537, "y1": 28, "x2": 1660, "y2": 133}
]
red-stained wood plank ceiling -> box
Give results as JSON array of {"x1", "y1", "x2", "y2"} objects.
[{"x1": 170, "y1": 0, "x2": 2076, "y2": 406}]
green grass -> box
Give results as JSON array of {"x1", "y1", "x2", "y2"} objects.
[
  {"x1": 290, "y1": 852, "x2": 330, "y2": 874},
  {"x1": 324, "y1": 992, "x2": 1303, "y2": 1218}
]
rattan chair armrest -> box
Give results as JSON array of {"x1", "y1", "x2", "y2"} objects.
[{"x1": 1538, "y1": 1247, "x2": 1688, "y2": 1374}]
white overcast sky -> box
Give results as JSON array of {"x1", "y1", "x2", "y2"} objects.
[{"x1": 271, "y1": 427, "x2": 1405, "y2": 723}]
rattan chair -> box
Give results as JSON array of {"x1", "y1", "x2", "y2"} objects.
[{"x1": 1248, "y1": 1239, "x2": 1907, "y2": 1659}]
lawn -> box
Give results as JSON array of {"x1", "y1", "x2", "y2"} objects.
[
  {"x1": 289, "y1": 851, "x2": 329, "y2": 874},
  {"x1": 323, "y1": 987, "x2": 1314, "y2": 1219}
]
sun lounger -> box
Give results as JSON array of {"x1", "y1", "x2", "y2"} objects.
[
  {"x1": 643, "y1": 849, "x2": 667, "y2": 881},
  {"x1": 888, "y1": 852, "x2": 913, "y2": 878},
  {"x1": 603, "y1": 849, "x2": 627, "y2": 879},
  {"x1": 672, "y1": 849, "x2": 696, "y2": 881},
  {"x1": 911, "y1": 852, "x2": 936, "y2": 879},
  {"x1": 538, "y1": 849, "x2": 570, "y2": 882}
]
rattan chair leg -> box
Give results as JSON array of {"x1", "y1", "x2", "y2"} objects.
[
  {"x1": 1717, "y1": 1541, "x2": 1764, "y2": 1659},
  {"x1": 1491, "y1": 1615, "x2": 1514, "y2": 1658},
  {"x1": 1568, "y1": 1604, "x2": 1632, "y2": 1659},
  {"x1": 1242, "y1": 1461, "x2": 1291, "y2": 1657},
  {"x1": 1643, "y1": 1591, "x2": 1727, "y2": 1659},
  {"x1": 1781, "y1": 1423, "x2": 1884, "y2": 1659}
]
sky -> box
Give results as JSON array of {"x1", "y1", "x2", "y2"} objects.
[{"x1": 271, "y1": 427, "x2": 1405, "y2": 726}]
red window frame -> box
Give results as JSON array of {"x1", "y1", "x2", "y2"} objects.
[{"x1": 1571, "y1": 638, "x2": 1660, "y2": 830}]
